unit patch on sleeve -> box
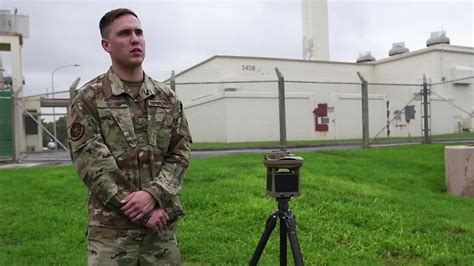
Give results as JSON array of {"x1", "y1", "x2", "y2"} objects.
[{"x1": 70, "y1": 122, "x2": 85, "y2": 141}]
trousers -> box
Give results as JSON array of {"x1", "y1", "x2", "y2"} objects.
[{"x1": 86, "y1": 221, "x2": 181, "y2": 266}]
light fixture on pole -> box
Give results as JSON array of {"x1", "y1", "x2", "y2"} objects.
[{"x1": 51, "y1": 64, "x2": 80, "y2": 149}]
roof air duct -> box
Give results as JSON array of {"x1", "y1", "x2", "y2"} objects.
[
  {"x1": 389, "y1": 42, "x2": 410, "y2": 56},
  {"x1": 426, "y1": 31, "x2": 450, "y2": 47},
  {"x1": 356, "y1": 51, "x2": 376, "y2": 63}
]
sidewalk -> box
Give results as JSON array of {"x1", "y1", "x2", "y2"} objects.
[
  {"x1": 0, "y1": 138, "x2": 472, "y2": 169},
  {"x1": 0, "y1": 142, "x2": 409, "y2": 169}
]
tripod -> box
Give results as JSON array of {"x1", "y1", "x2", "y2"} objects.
[{"x1": 250, "y1": 197, "x2": 304, "y2": 266}]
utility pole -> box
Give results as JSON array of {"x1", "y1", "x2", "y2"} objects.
[{"x1": 51, "y1": 64, "x2": 80, "y2": 149}]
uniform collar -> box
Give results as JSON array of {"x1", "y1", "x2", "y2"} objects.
[{"x1": 107, "y1": 67, "x2": 158, "y2": 99}]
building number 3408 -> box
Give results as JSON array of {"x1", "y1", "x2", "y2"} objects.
[{"x1": 241, "y1": 64, "x2": 256, "y2": 71}]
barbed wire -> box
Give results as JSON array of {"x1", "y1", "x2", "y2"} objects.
[
  {"x1": 22, "y1": 90, "x2": 71, "y2": 98},
  {"x1": 166, "y1": 76, "x2": 473, "y2": 89},
  {"x1": 285, "y1": 80, "x2": 360, "y2": 85},
  {"x1": 285, "y1": 80, "x2": 422, "y2": 87},
  {"x1": 169, "y1": 79, "x2": 425, "y2": 87},
  {"x1": 166, "y1": 80, "x2": 277, "y2": 85}
]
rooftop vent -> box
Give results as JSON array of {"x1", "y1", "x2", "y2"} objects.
[
  {"x1": 389, "y1": 42, "x2": 410, "y2": 56},
  {"x1": 356, "y1": 51, "x2": 376, "y2": 63},
  {"x1": 426, "y1": 31, "x2": 450, "y2": 47}
]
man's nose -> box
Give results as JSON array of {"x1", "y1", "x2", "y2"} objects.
[{"x1": 130, "y1": 33, "x2": 140, "y2": 44}]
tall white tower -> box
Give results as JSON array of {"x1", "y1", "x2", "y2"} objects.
[{"x1": 302, "y1": 0, "x2": 329, "y2": 61}]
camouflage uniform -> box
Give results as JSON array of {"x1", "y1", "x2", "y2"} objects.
[{"x1": 67, "y1": 68, "x2": 192, "y2": 265}]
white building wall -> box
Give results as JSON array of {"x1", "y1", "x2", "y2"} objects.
[
  {"x1": 176, "y1": 56, "x2": 374, "y2": 104},
  {"x1": 429, "y1": 98, "x2": 459, "y2": 134},
  {"x1": 437, "y1": 50, "x2": 474, "y2": 132},
  {"x1": 184, "y1": 95, "x2": 227, "y2": 142},
  {"x1": 332, "y1": 94, "x2": 387, "y2": 139},
  {"x1": 367, "y1": 47, "x2": 474, "y2": 137},
  {"x1": 224, "y1": 93, "x2": 313, "y2": 142},
  {"x1": 175, "y1": 45, "x2": 473, "y2": 143},
  {"x1": 370, "y1": 52, "x2": 437, "y2": 137}
]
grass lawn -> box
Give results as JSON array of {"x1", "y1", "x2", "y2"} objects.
[{"x1": 1, "y1": 144, "x2": 473, "y2": 264}]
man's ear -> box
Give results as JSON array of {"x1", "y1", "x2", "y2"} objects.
[{"x1": 101, "y1": 39, "x2": 111, "y2": 53}]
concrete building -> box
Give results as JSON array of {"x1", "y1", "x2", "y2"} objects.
[
  {"x1": 0, "y1": 10, "x2": 31, "y2": 160},
  {"x1": 172, "y1": 42, "x2": 474, "y2": 143}
]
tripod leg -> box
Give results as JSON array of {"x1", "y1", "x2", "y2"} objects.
[
  {"x1": 285, "y1": 214, "x2": 304, "y2": 266},
  {"x1": 280, "y1": 216, "x2": 287, "y2": 266},
  {"x1": 250, "y1": 212, "x2": 278, "y2": 266}
]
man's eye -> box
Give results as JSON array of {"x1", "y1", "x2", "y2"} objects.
[
  {"x1": 119, "y1": 31, "x2": 130, "y2": 36},
  {"x1": 136, "y1": 30, "x2": 143, "y2": 36}
]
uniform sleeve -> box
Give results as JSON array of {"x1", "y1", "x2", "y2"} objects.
[
  {"x1": 142, "y1": 100, "x2": 192, "y2": 206},
  {"x1": 67, "y1": 89, "x2": 137, "y2": 211}
]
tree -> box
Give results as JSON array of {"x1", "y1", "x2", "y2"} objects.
[{"x1": 41, "y1": 116, "x2": 67, "y2": 149}]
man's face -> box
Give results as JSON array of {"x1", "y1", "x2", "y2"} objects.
[{"x1": 101, "y1": 14, "x2": 145, "y2": 69}]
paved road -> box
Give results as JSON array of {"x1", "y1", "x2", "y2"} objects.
[
  {"x1": 19, "y1": 144, "x2": 358, "y2": 163},
  {"x1": 1, "y1": 138, "x2": 472, "y2": 168},
  {"x1": 15, "y1": 142, "x2": 410, "y2": 163}
]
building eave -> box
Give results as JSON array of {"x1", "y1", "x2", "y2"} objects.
[
  {"x1": 165, "y1": 44, "x2": 473, "y2": 82},
  {"x1": 373, "y1": 44, "x2": 474, "y2": 65},
  {"x1": 165, "y1": 54, "x2": 373, "y2": 82}
]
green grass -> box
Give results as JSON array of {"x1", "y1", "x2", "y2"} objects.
[
  {"x1": 191, "y1": 132, "x2": 474, "y2": 150},
  {"x1": 1, "y1": 144, "x2": 474, "y2": 264}
]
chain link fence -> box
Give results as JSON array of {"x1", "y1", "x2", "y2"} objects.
[{"x1": 167, "y1": 72, "x2": 474, "y2": 148}]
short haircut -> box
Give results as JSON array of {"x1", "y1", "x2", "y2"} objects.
[{"x1": 99, "y1": 8, "x2": 138, "y2": 38}]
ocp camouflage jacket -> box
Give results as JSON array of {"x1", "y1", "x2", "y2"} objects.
[{"x1": 67, "y1": 68, "x2": 192, "y2": 229}]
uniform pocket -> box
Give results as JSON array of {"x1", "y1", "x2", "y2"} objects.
[
  {"x1": 148, "y1": 105, "x2": 174, "y2": 152},
  {"x1": 97, "y1": 105, "x2": 136, "y2": 158}
]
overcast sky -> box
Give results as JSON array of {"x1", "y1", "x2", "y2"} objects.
[{"x1": 0, "y1": 0, "x2": 473, "y2": 97}]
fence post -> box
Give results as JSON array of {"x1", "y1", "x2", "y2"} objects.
[
  {"x1": 170, "y1": 70, "x2": 176, "y2": 93},
  {"x1": 69, "y1": 77, "x2": 81, "y2": 102},
  {"x1": 275, "y1": 67, "x2": 287, "y2": 152},
  {"x1": 422, "y1": 75, "x2": 431, "y2": 144},
  {"x1": 357, "y1": 72, "x2": 370, "y2": 148}
]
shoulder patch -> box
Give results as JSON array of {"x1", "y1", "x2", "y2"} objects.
[{"x1": 70, "y1": 122, "x2": 85, "y2": 141}]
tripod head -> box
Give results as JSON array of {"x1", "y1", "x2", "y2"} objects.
[
  {"x1": 275, "y1": 197, "x2": 292, "y2": 213},
  {"x1": 264, "y1": 151, "x2": 304, "y2": 198}
]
